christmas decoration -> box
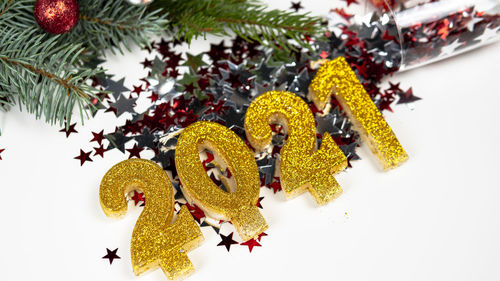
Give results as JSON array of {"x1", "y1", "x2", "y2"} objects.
[
  {"x1": 245, "y1": 91, "x2": 347, "y2": 205},
  {"x1": 176, "y1": 121, "x2": 268, "y2": 241},
  {"x1": 148, "y1": 0, "x2": 323, "y2": 51},
  {"x1": 310, "y1": 57, "x2": 408, "y2": 170},
  {"x1": 72, "y1": 0, "x2": 479, "y2": 257},
  {"x1": 0, "y1": 0, "x2": 321, "y2": 134},
  {"x1": 75, "y1": 27, "x2": 419, "y2": 254},
  {"x1": 34, "y1": 0, "x2": 79, "y2": 34},
  {"x1": 0, "y1": 0, "x2": 166, "y2": 134},
  {"x1": 99, "y1": 159, "x2": 204, "y2": 280}
]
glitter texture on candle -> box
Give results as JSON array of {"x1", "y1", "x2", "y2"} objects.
[
  {"x1": 175, "y1": 121, "x2": 268, "y2": 241},
  {"x1": 309, "y1": 57, "x2": 408, "y2": 170},
  {"x1": 99, "y1": 159, "x2": 204, "y2": 280},
  {"x1": 245, "y1": 91, "x2": 347, "y2": 205}
]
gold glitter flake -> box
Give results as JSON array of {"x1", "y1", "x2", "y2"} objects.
[
  {"x1": 245, "y1": 91, "x2": 347, "y2": 205},
  {"x1": 309, "y1": 57, "x2": 408, "y2": 170},
  {"x1": 175, "y1": 121, "x2": 268, "y2": 241},
  {"x1": 99, "y1": 159, "x2": 204, "y2": 280}
]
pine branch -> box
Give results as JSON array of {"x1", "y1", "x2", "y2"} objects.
[
  {"x1": 0, "y1": 27, "x2": 101, "y2": 126},
  {"x1": 0, "y1": 0, "x2": 167, "y2": 130},
  {"x1": 63, "y1": 0, "x2": 168, "y2": 55},
  {"x1": 149, "y1": 0, "x2": 325, "y2": 51}
]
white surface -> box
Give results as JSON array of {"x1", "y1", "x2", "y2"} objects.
[{"x1": 1, "y1": 1, "x2": 500, "y2": 281}]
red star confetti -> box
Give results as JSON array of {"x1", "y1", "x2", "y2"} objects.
[
  {"x1": 93, "y1": 144, "x2": 107, "y2": 158},
  {"x1": 268, "y1": 177, "x2": 282, "y2": 194},
  {"x1": 241, "y1": 238, "x2": 261, "y2": 253},
  {"x1": 102, "y1": 248, "x2": 121, "y2": 264},
  {"x1": 148, "y1": 92, "x2": 159, "y2": 102},
  {"x1": 186, "y1": 203, "x2": 205, "y2": 223},
  {"x1": 140, "y1": 58, "x2": 153, "y2": 69},
  {"x1": 74, "y1": 149, "x2": 93, "y2": 166},
  {"x1": 90, "y1": 130, "x2": 105, "y2": 145},
  {"x1": 126, "y1": 143, "x2": 144, "y2": 159},
  {"x1": 257, "y1": 232, "x2": 268, "y2": 242},
  {"x1": 132, "y1": 85, "x2": 143, "y2": 96},
  {"x1": 59, "y1": 123, "x2": 78, "y2": 138},
  {"x1": 0, "y1": 148, "x2": 4, "y2": 160},
  {"x1": 131, "y1": 191, "x2": 145, "y2": 206}
]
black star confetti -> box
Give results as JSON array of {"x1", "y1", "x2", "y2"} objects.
[
  {"x1": 290, "y1": 1, "x2": 303, "y2": 12},
  {"x1": 217, "y1": 233, "x2": 239, "y2": 251},
  {"x1": 102, "y1": 248, "x2": 121, "y2": 264}
]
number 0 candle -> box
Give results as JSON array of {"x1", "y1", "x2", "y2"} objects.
[{"x1": 175, "y1": 121, "x2": 268, "y2": 241}]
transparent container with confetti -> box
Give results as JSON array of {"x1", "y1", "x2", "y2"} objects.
[{"x1": 336, "y1": 0, "x2": 500, "y2": 71}]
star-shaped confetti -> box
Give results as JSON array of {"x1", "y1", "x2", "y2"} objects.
[
  {"x1": 397, "y1": 87, "x2": 421, "y2": 104},
  {"x1": 135, "y1": 128, "x2": 156, "y2": 149},
  {"x1": 90, "y1": 130, "x2": 105, "y2": 145},
  {"x1": 140, "y1": 58, "x2": 153, "y2": 69},
  {"x1": 131, "y1": 191, "x2": 145, "y2": 206},
  {"x1": 241, "y1": 238, "x2": 261, "y2": 252},
  {"x1": 102, "y1": 248, "x2": 121, "y2": 264},
  {"x1": 59, "y1": 123, "x2": 78, "y2": 138},
  {"x1": 257, "y1": 232, "x2": 268, "y2": 242},
  {"x1": 93, "y1": 144, "x2": 107, "y2": 158},
  {"x1": 105, "y1": 77, "x2": 129, "y2": 101},
  {"x1": 126, "y1": 143, "x2": 144, "y2": 159},
  {"x1": 290, "y1": 1, "x2": 303, "y2": 12},
  {"x1": 106, "y1": 130, "x2": 132, "y2": 153},
  {"x1": 217, "y1": 233, "x2": 239, "y2": 251},
  {"x1": 111, "y1": 95, "x2": 137, "y2": 117},
  {"x1": 74, "y1": 149, "x2": 93, "y2": 166}
]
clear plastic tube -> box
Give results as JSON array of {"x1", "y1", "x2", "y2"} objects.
[{"x1": 351, "y1": 0, "x2": 500, "y2": 70}]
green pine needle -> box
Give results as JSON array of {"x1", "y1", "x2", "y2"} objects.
[{"x1": 149, "y1": 0, "x2": 325, "y2": 51}]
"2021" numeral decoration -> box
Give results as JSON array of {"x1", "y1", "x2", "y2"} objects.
[
  {"x1": 309, "y1": 57, "x2": 408, "y2": 170},
  {"x1": 98, "y1": 56, "x2": 411, "y2": 281},
  {"x1": 99, "y1": 159, "x2": 204, "y2": 280},
  {"x1": 175, "y1": 121, "x2": 268, "y2": 241},
  {"x1": 244, "y1": 90, "x2": 347, "y2": 205}
]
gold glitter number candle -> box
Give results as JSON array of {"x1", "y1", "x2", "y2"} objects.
[
  {"x1": 99, "y1": 159, "x2": 204, "y2": 280},
  {"x1": 308, "y1": 57, "x2": 408, "y2": 170},
  {"x1": 245, "y1": 91, "x2": 347, "y2": 205},
  {"x1": 175, "y1": 121, "x2": 268, "y2": 241}
]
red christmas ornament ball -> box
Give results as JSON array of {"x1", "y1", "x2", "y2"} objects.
[{"x1": 34, "y1": 0, "x2": 79, "y2": 34}]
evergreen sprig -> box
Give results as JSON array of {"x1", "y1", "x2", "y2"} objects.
[
  {"x1": 149, "y1": 0, "x2": 324, "y2": 50},
  {"x1": 0, "y1": 0, "x2": 166, "y2": 131},
  {"x1": 0, "y1": 0, "x2": 322, "y2": 133},
  {"x1": 68, "y1": 0, "x2": 167, "y2": 55},
  {"x1": 0, "y1": 27, "x2": 101, "y2": 125}
]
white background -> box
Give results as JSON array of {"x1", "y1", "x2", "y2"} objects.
[{"x1": 1, "y1": 0, "x2": 499, "y2": 280}]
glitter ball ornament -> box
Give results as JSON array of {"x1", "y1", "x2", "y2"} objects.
[{"x1": 34, "y1": 0, "x2": 79, "y2": 34}]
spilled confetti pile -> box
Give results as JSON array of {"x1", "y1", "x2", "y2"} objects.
[
  {"x1": 66, "y1": 1, "x2": 433, "y2": 254},
  {"x1": 54, "y1": 0, "x2": 498, "y2": 260}
]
